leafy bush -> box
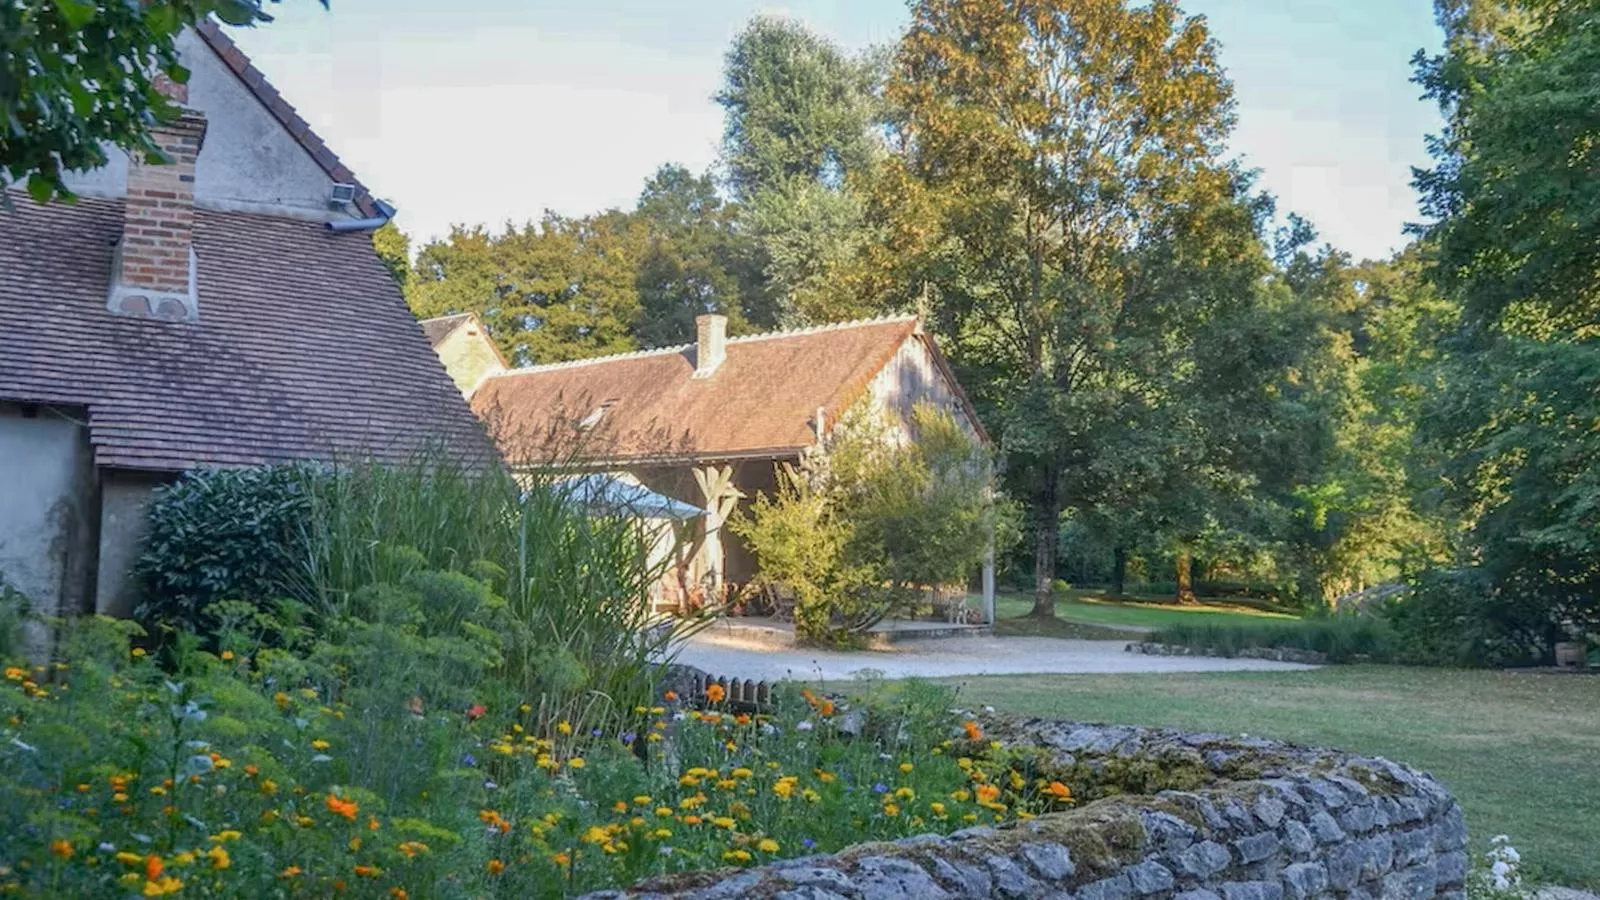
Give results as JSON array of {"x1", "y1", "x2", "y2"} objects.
[
  {"x1": 1148, "y1": 615, "x2": 1399, "y2": 663},
  {"x1": 1381, "y1": 569, "x2": 1575, "y2": 668},
  {"x1": 735, "y1": 403, "x2": 1017, "y2": 645},
  {"x1": 133, "y1": 466, "x2": 309, "y2": 635},
  {"x1": 0, "y1": 576, "x2": 30, "y2": 659},
  {"x1": 0, "y1": 619, "x2": 1064, "y2": 898}
]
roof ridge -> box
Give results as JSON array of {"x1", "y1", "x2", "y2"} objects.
[
  {"x1": 725, "y1": 313, "x2": 918, "y2": 346},
  {"x1": 485, "y1": 313, "x2": 919, "y2": 380},
  {"x1": 193, "y1": 19, "x2": 380, "y2": 218},
  {"x1": 488, "y1": 343, "x2": 694, "y2": 378}
]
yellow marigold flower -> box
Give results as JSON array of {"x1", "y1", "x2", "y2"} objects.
[
  {"x1": 206, "y1": 845, "x2": 231, "y2": 870},
  {"x1": 278, "y1": 866, "x2": 302, "y2": 879},
  {"x1": 713, "y1": 816, "x2": 735, "y2": 830},
  {"x1": 210, "y1": 830, "x2": 242, "y2": 843},
  {"x1": 274, "y1": 692, "x2": 290, "y2": 710},
  {"x1": 116, "y1": 852, "x2": 143, "y2": 867},
  {"x1": 260, "y1": 779, "x2": 278, "y2": 796},
  {"x1": 348, "y1": 837, "x2": 362, "y2": 852},
  {"x1": 931, "y1": 802, "x2": 947, "y2": 816},
  {"x1": 311, "y1": 739, "x2": 330, "y2": 751},
  {"x1": 141, "y1": 876, "x2": 183, "y2": 897},
  {"x1": 757, "y1": 838, "x2": 779, "y2": 853},
  {"x1": 656, "y1": 807, "x2": 674, "y2": 818},
  {"x1": 731, "y1": 767, "x2": 753, "y2": 779},
  {"x1": 633, "y1": 795, "x2": 652, "y2": 806},
  {"x1": 398, "y1": 841, "x2": 429, "y2": 859},
  {"x1": 817, "y1": 771, "x2": 836, "y2": 783},
  {"x1": 723, "y1": 849, "x2": 751, "y2": 862},
  {"x1": 883, "y1": 802, "x2": 900, "y2": 817},
  {"x1": 567, "y1": 757, "x2": 585, "y2": 769},
  {"x1": 557, "y1": 721, "x2": 573, "y2": 735},
  {"x1": 487, "y1": 859, "x2": 505, "y2": 876},
  {"x1": 951, "y1": 789, "x2": 971, "y2": 802},
  {"x1": 3, "y1": 666, "x2": 24, "y2": 680},
  {"x1": 220, "y1": 651, "x2": 234, "y2": 661},
  {"x1": 131, "y1": 648, "x2": 146, "y2": 658},
  {"x1": 899, "y1": 762, "x2": 914, "y2": 773},
  {"x1": 581, "y1": 826, "x2": 609, "y2": 845},
  {"x1": 652, "y1": 827, "x2": 672, "y2": 839},
  {"x1": 1010, "y1": 770, "x2": 1026, "y2": 790},
  {"x1": 172, "y1": 851, "x2": 195, "y2": 866}
]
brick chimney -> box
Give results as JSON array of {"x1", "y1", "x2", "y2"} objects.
[
  {"x1": 694, "y1": 313, "x2": 727, "y2": 377},
  {"x1": 107, "y1": 77, "x2": 207, "y2": 322}
]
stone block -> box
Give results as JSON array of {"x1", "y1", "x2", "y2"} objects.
[
  {"x1": 1300, "y1": 780, "x2": 1347, "y2": 810},
  {"x1": 778, "y1": 867, "x2": 858, "y2": 893},
  {"x1": 1380, "y1": 864, "x2": 1437, "y2": 900},
  {"x1": 776, "y1": 889, "x2": 853, "y2": 900},
  {"x1": 853, "y1": 856, "x2": 948, "y2": 900},
  {"x1": 1392, "y1": 827, "x2": 1435, "y2": 867},
  {"x1": 1433, "y1": 806, "x2": 1468, "y2": 852},
  {"x1": 1078, "y1": 874, "x2": 1135, "y2": 900},
  {"x1": 1255, "y1": 794, "x2": 1288, "y2": 828},
  {"x1": 1235, "y1": 832, "x2": 1282, "y2": 865},
  {"x1": 1281, "y1": 862, "x2": 1329, "y2": 900},
  {"x1": 1435, "y1": 852, "x2": 1469, "y2": 887},
  {"x1": 929, "y1": 856, "x2": 992, "y2": 897},
  {"x1": 1308, "y1": 811, "x2": 1345, "y2": 844},
  {"x1": 1125, "y1": 861, "x2": 1175, "y2": 895},
  {"x1": 1020, "y1": 843, "x2": 1076, "y2": 882},
  {"x1": 1142, "y1": 810, "x2": 1198, "y2": 855},
  {"x1": 1359, "y1": 834, "x2": 1394, "y2": 879},
  {"x1": 1326, "y1": 844, "x2": 1363, "y2": 891},
  {"x1": 1337, "y1": 804, "x2": 1377, "y2": 834},
  {"x1": 986, "y1": 854, "x2": 1045, "y2": 899},
  {"x1": 1175, "y1": 892, "x2": 1223, "y2": 900},
  {"x1": 1174, "y1": 841, "x2": 1233, "y2": 879},
  {"x1": 1282, "y1": 820, "x2": 1315, "y2": 857},
  {"x1": 1220, "y1": 881, "x2": 1284, "y2": 900}
]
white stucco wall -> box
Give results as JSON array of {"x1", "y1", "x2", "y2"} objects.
[
  {"x1": 0, "y1": 405, "x2": 96, "y2": 627},
  {"x1": 55, "y1": 30, "x2": 352, "y2": 222},
  {"x1": 95, "y1": 472, "x2": 169, "y2": 618}
]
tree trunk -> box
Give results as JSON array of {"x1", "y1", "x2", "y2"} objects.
[
  {"x1": 1030, "y1": 463, "x2": 1061, "y2": 618},
  {"x1": 1111, "y1": 546, "x2": 1128, "y2": 598},
  {"x1": 1175, "y1": 549, "x2": 1196, "y2": 604}
]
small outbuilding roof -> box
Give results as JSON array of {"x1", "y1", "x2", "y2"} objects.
[{"x1": 472, "y1": 315, "x2": 984, "y2": 465}]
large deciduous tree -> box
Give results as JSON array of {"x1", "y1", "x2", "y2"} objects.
[
  {"x1": 889, "y1": 0, "x2": 1248, "y2": 616},
  {"x1": 407, "y1": 211, "x2": 646, "y2": 366},
  {"x1": 716, "y1": 16, "x2": 885, "y2": 326},
  {"x1": 2, "y1": 0, "x2": 297, "y2": 204},
  {"x1": 1403, "y1": 0, "x2": 1600, "y2": 661},
  {"x1": 632, "y1": 164, "x2": 761, "y2": 346}
]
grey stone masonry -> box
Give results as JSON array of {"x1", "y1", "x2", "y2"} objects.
[{"x1": 585, "y1": 717, "x2": 1469, "y2": 900}]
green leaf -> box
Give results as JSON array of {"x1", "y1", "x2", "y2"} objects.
[
  {"x1": 26, "y1": 174, "x2": 54, "y2": 204},
  {"x1": 50, "y1": 0, "x2": 97, "y2": 29}
]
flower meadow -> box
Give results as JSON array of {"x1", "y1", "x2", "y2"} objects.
[{"x1": 0, "y1": 616, "x2": 1076, "y2": 899}]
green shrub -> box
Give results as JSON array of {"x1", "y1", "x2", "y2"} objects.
[
  {"x1": 1149, "y1": 615, "x2": 1399, "y2": 663},
  {"x1": 735, "y1": 402, "x2": 1017, "y2": 645},
  {"x1": 1381, "y1": 569, "x2": 1560, "y2": 668},
  {"x1": 0, "y1": 576, "x2": 30, "y2": 659},
  {"x1": 133, "y1": 466, "x2": 310, "y2": 635}
]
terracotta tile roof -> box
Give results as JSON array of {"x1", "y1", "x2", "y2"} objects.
[
  {"x1": 472, "y1": 316, "x2": 981, "y2": 465},
  {"x1": 194, "y1": 20, "x2": 381, "y2": 218},
  {"x1": 0, "y1": 195, "x2": 485, "y2": 471}
]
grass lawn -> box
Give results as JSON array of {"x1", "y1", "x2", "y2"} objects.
[
  {"x1": 946, "y1": 667, "x2": 1600, "y2": 888},
  {"x1": 990, "y1": 589, "x2": 1299, "y2": 632}
]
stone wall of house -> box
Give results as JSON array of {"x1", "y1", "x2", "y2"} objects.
[{"x1": 585, "y1": 717, "x2": 1468, "y2": 900}]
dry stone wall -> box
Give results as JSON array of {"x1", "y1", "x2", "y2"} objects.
[{"x1": 584, "y1": 717, "x2": 1468, "y2": 900}]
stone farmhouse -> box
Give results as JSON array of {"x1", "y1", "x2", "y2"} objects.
[
  {"x1": 423, "y1": 312, "x2": 992, "y2": 612},
  {"x1": 0, "y1": 23, "x2": 482, "y2": 626}
]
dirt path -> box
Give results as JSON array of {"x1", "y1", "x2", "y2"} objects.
[{"x1": 672, "y1": 631, "x2": 1317, "y2": 683}]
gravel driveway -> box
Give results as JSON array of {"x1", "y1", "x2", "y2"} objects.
[{"x1": 672, "y1": 631, "x2": 1317, "y2": 683}]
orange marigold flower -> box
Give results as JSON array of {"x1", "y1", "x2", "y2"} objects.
[
  {"x1": 144, "y1": 855, "x2": 164, "y2": 881},
  {"x1": 391, "y1": 889, "x2": 409, "y2": 899},
  {"x1": 975, "y1": 784, "x2": 1001, "y2": 804},
  {"x1": 49, "y1": 839, "x2": 73, "y2": 859},
  {"x1": 552, "y1": 852, "x2": 571, "y2": 867},
  {"x1": 1045, "y1": 781, "x2": 1073, "y2": 801},
  {"x1": 705, "y1": 683, "x2": 726, "y2": 703},
  {"x1": 663, "y1": 690, "x2": 678, "y2": 702},
  {"x1": 963, "y1": 720, "x2": 984, "y2": 741},
  {"x1": 817, "y1": 699, "x2": 835, "y2": 716},
  {"x1": 487, "y1": 859, "x2": 505, "y2": 876},
  {"x1": 326, "y1": 793, "x2": 359, "y2": 821},
  {"x1": 353, "y1": 864, "x2": 380, "y2": 878}
]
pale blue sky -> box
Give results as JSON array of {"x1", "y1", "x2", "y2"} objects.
[{"x1": 231, "y1": 0, "x2": 1444, "y2": 261}]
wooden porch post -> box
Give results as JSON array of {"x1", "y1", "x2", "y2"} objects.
[{"x1": 693, "y1": 464, "x2": 745, "y2": 603}]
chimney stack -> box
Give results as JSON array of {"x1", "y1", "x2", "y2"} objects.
[
  {"x1": 694, "y1": 313, "x2": 727, "y2": 377},
  {"x1": 107, "y1": 78, "x2": 207, "y2": 322}
]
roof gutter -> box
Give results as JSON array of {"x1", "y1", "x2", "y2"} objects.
[{"x1": 325, "y1": 199, "x2": 396, "y2": 233}]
